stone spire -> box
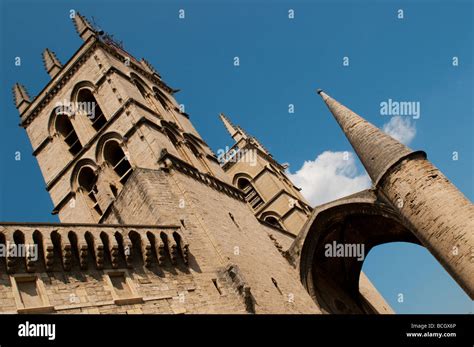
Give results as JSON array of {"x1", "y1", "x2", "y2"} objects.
[
  {"x1": 72, "y1": 12, "x2": 96, "y2": 41},
  {"x1": 317, "y1": 89, "x2": 474, "y2": 299},
  {"x1": 316, "y1": 89, "x2": 422, "y2": 185},
  {"x1": 219, "y1": 113, "x2": 245, "y2": 142},
  {"x1": 220, "y1": 113, "x2": 270, "y2": 155},
  {"x1": 42, "y1": 48, "x2": 62, "y2": 78},
  {"x1": 12, "y1": 83, "x2": 31, "y2": 114}
]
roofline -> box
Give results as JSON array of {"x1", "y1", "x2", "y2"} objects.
[{"x1": 20, "y1": 37, "x2": 176, "y2": 127}]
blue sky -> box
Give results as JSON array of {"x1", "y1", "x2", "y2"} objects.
[{"x1": 0, "y1": 0, "x2": 472, "y2": 313}]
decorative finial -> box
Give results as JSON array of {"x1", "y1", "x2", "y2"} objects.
[
  {"x1": 72, "y1": 12, "x2": 96, "y2": 41},
  {"x1": 42, "y1": 49, "x2": 62, "y2": 78},
  {"x1": 12, "y1": 83, "x2": 31, "y2": 114}
]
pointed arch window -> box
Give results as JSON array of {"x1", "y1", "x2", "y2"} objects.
[
  {"x1": 131, "y1": 75, "x2": 157, "y2": 110},
  {"x1": 237, "y1": 177, "x2": 264, "y2": 210},
  {"x1": 77, "y1": 89, "x2": 107, "y2": 131},
  {"x1": 187, "y1": 141, "x2": 201, "y2": 159},
  {"x1": 185, "y1": 138, "x2": 214, "y2": 174},
  {"x1": 103, "y1": 141, "x2": 133, "y2": 184},
  {"x1": 163, "y1": 127, "x2": 180, "y2": 149},
  {"x1": 55, "y1": 113, "x2": 82, "y2": 155},
  {"x1": 152, "y1": 87, "x2": 171, "y2": 111},
  {"x1": 264, "y1": 215, "x2": 284, "y2": 229},
  {"x1": 134, "y1": 79, "x2": 149, "y2": 100},
  {"x1": 78, "y1": 166, "x2": 103, "y2": 216}
]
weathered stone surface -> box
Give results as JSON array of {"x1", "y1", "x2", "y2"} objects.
[{"x1": 317, "y1": 90, "x2": 474, "y2": 300}]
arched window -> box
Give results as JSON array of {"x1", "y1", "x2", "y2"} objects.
[
  {"x1": 164, "y1": 127, "x2": 180, "y2": 148},
  {"x1": 55, "y1": 113, "x2": 82, "y2": 155},
  {"x1": 185, "y1": 139, "x2": 213, "y2": 174},
  {"x1": 77, "y1": 89, "x2": 107, "y2": 131},
  {"x1": 152, "y1": 87, "x2": 171, "y2": 111},
  {"x1": 103, "y1": 141, "x2": 132, "y2": 184},
  {"x1": 78, "y1": 166, "x2": 103, "y2": 216},
  {"x1": 264, "y1": 216, "x2": 283, "y2": 229},
  {"x1": 131, "y1": 75, "x2": 156, "y2": 111},
  {"x1": 237, "y1": 177, "x2": 264, "y2": 210},
  {"x1": 134, "y1": 79, "x2": 149, "y2": 99},
  {"x1": 187, "y1": 141, "x2": 201, "y2": 159}
]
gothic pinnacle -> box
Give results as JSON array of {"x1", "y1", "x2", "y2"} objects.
[
  {"x1": 72, "y1": 12, "x2": 96, "y2": 41},
  {"x1": 219, "y1": 113, "x2": 244, "y2": 141},
  {"x1": 42, "y1": 48, "x2": 62, "y2": 78},
  {"x1": 12, "y1": 83, "x2": 31, "y2": 114}
]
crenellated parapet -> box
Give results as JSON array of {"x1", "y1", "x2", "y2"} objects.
[{"x1": 0, "y1": 223, "x2": 190, "y2": 274}]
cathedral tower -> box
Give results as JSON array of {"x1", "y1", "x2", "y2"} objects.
[
  {"x1": 5, "y1": 13, "x2": 361, "y2": 314},
  {"x1": 219, "y1": 114, "x2": 312, "y2": 236}
]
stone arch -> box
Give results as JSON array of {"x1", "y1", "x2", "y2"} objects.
[
  {"x1": 233, "y1": 174, "x2": 265, "y2": 210},
  {"x1": 32, "y1": 230, "x2": 45, "y2": 269},
  {"x1": 71, "y1": 81, "x2": 106, "y2": 132},
  {"x1": 161, "y1": 120, "x2": 180, "y2": 133},
  {"x1": 70, "y1": 158, "x2": 99, "y2": 192},
  {"x1": 292, "y1": 189, "x2": 421, "y2": 314},
  {"x1": 232, "y1": 172, "x2": 253, "y2": 187},
  {"x1": 183, "y1": 133, "x2": 202, "y2": 153},
  {"x1": 95, "y1": 132, "x2": 126, "y2": 164},
  {"x1": 70, "y1": 80, "x2": 96, "y2": 102},
  {"x1": 161, "y1": 120, "x2": 182, "y2": 147},
  {"x1": 70, "y1": 160, "x2": 103, "y2": 217},
  {"x1": 102, "y1": 139, "x2": 133, "y2": 185},
  {"x1": 130, "y1": 73, "x2": 153, "y2": 99},
  {"x1": 130, "y1": 73, "x2": 151, "y2": 90},
  {"x1": 152, "y1": 86, "x2": 174, "y2": 110},
  {"x1": 48, "y1": 106, "x2": 72, "y2": 137},
  {"x1": 128, "y1": 230, "x2": 143, "y2": 265},
  {"x1": 261, "y1": 211, "x2": 285, "y2": 229},
  {"x1": 48, "y1": 106, "x2": 83, "y2": 156},
  {"x1": 67, "y1": 230, "x2": 79, "y2": 269}
]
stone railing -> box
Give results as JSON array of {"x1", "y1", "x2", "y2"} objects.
[{"x1": 0, "y1": 222, "x2": 189, "y2": 273}]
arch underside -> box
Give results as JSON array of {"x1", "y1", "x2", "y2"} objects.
[{"x1": 296, "y1": 190, "x2": 421, "y2": 314}]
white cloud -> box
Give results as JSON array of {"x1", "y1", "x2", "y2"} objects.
[
  {"x1": 382, "y1": 116, "x2": 416, "y2": 145},
  {"x1": 287, "y1": 151, "x2": 371, "y2": 207}
]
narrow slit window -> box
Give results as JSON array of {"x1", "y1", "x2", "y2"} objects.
[{"x1": 212, "y1": 279, "x2": 222, "y2": 295}]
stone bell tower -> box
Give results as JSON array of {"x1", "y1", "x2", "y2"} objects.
[
  {"x1": 16, "y1": 13, "x2": 228, "y2": 225},
  {"x1": 219, "y1": 114, "x2": 312, "y2": 236},
  {"x1": 8, "y1": 12, "x2": 367, "y2": 314}
]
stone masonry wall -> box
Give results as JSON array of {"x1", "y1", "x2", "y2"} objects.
[
  {"x1": 104, "y1": 168, "x2": 321, "y2": 313},
  {"x1": 381, "y1": 155, "x2": 474, "y2": 297}
]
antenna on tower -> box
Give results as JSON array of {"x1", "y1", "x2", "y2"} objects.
[{"x1": 90, "y1": 16, "x2": 105, "y2": 36}]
